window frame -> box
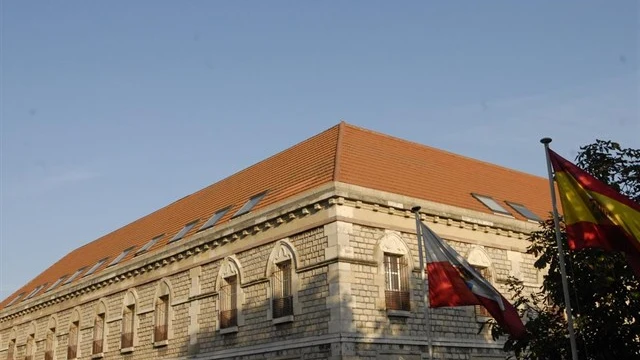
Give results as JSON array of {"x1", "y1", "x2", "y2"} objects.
[
  {"x1": 231, "y1": 191, "x2": 268, "y2": 218},
  {"x1": 67, "y1": 320, "x2": 79, "y2": 360},
  {"x1": 383, "y1": 253, "x2": 411, "y2": 311},
  {"x1": 198, "y1": 206, "x2": 231, "y2": 232},
  {"x1": 266, "y1": 240, "x2": 301, "y2": 324},
  {"x1": 471, "y1": 193, "x2": 513, "y2": 216}
]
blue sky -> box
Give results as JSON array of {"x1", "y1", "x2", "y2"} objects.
[{"x1": 1, "y1": 1, "x2": 638, "y2": 300}]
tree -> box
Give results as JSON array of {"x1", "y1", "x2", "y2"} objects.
[{"x1": 489, "y1": 140, "x2": 640, "y2": 359}]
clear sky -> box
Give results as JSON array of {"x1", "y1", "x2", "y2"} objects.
[{"x1": 1, "y1": 1, "x2": 638, "y2": 301}]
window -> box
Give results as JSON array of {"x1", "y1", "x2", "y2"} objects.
[
  {"x1": 6, "y1": 293, "x2": 24, "y2": 307},
  {"x1": 267, "y1": 241, "x2": 300, "y2": 323},
  {"x1": 84, "y1": 258, "x2": 108, "y2": 278},
  {"x1": 25, "y1": 333, "x2": 35, "y2": 360},
  {"x1": 473, "y1": 266, "x2": 493, "y2": 318},
  {"x1": 108, "y1": 247, "x2": 135, "y2": 267},
  {"x1": 168, "y1": 220, "x2": 198, "y2": 243},
  {"x1": 92, "y1": 312, "x2": 105, "y2": 355},
  {"x1": 471, "y1": 193, "x2": 512, "y2": 216},
  {"x1": 7, "y1": 338, "x2": 15, "y2": 360},
  {"x1": 154, "y1": 295, "x2": 169, "y2": 342},
  {"x1": 384, "y1": 254, "x2": 410, "y2": 311},
  {"x1": 121, "y1": 304, "x2": 135, "y2": 349},
  {"x1": 67, "y1": 321, "x2": 79, "y2": 359},
  {"x1": 25, "y1": 284, "x2": 46, "y2": 300},
  {"x1": 46, "y1": 276, "x2": 67, "y2": 292},
  {"x1": 63, "y1": 267, "x2": 86, "y2": 285},
  {"x1": 506, "y1": 201, "x2": 541, "y2": 221},
  {"x1": 135, "y1": 235, "x2": 164, "y2": 256},
  {"x1": 199, "y1": 206, "x2": 231, "y2": 231},
  {"x1": 220, "y1": 276, "x2": 238, "y2": 329},
  {"x1": 272, "y1": 261, "x2": 293, "y2": 318},
  {"x1": 45, "y1": 326, "x2": 55, "y2": 360},
  {"x1": 232, "y1": 191, "x2": 267, "y2": 218}
]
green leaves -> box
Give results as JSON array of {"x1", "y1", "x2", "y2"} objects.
[{"x1": 489, "y1": 140, "x2": 640, "y2": 359}]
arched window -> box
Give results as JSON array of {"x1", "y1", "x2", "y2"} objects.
[
  {"x1": 216, "y1": 257, "x2": 245, "y2": 333},
  {"x1": 67, "y1": 309, "x2": 80, "y2": 359},
  {"x1": 466, "y1": 246, "x2": 496, "y2": 319},
  {"x1": 45, "y1": 317, "x2": 56, "y2": 360},
  {"x1": 374, "y1": 232, "x2": 414, "y2": 314},
  {"x1": 92, "y1": 301, "x2": 107, "y2": 356},
  {"x1": 154, "y1": 280, "x2": 172, "y2": 345},
  {"x1": 7, "y1": 328, "x2": 16, "y2": 360},
  {"x1": 266, "y1": 240, "x2": 301, "y2": 323},
  {"x1": 25, "y1": 323, "x2": 36, "y2": 360},
  {"x1": 121, "y1": 291, "x2": 137, "y2": 351}
]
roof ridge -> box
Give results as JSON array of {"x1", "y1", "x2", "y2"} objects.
[
  {"x1": 332, "y1": 121, "x2": 347, "y2": 180},
  {"x1": 341, "y1": 122, "x2": 547, "y2": 181}
]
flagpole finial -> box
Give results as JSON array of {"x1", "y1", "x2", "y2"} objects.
[
  {"x1": 540, "y1": 137, "x2": 552, "y2": 144},
  {"x1": 411, "y1": 206, "x2": 421, "y2": 212}
]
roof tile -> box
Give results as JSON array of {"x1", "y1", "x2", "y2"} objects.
[{"x1": 1, "y1": 122, "x2": 553, "y2": 310}]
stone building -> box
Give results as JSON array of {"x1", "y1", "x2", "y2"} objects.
[{"x1": 0, "y1": 122, "x2": 551, "y2": 360}]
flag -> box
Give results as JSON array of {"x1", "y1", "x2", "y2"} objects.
[
  {"x1": 419, "y1": 221, "x2": 526, "y2": 339},
  {"x1": 548, "y1": 149, "x2": 640, "y2": 277}
]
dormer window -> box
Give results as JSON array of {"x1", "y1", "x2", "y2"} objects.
[
  {"x1": 232, "y1": 191, "x2": 268, "y2": 218},
  {"x1": 199, "y1": 206, "x2": 231, "y2": 232},
  {"x1": 63, "y1": 267, "x2": 87, "y2": 285},
  {"x1": 168, "y1": 220, "x2": 198, "y2": 243},
  {"x1": 135, "y1": 234, "x2": 164, "y2": 256},
  {"x1": 83, "y1": 258, "x2": 109, "y2": 277},
  {"x1": 108, "y1": 247, "x2": 135, "y2": 267},
  {"x1": 471, "y1": 193, "x2": 512, "y2": 216},
  {"x1": 506, "y1": 201, "x2": 541, "y2": 221}
]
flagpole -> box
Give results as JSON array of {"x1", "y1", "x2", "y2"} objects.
[
  {"x1": 540, "y1": 138, "x2": 579, "y2": 360},
  {"x1": 412, "y1": 206, "x2": 433, "y2": 360}
]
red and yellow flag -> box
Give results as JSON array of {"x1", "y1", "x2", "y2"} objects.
[{"x1": 548, "y1": 149, "x2": 640, "y2": 277}]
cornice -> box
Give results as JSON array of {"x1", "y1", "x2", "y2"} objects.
[{"x1": 1, "y1": 183, "x2": 537, "y2": 324}]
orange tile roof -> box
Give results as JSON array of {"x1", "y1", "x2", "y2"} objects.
[{"x1": 0, "y1": 122, "x2": 552, "y2": 311}]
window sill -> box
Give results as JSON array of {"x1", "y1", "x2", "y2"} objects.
[
  {"x1": 153, "y1": 340, "x2": 168, "y2": 348},
  {"x1": 386, "y1": 309, "x2": 411, "y2": 318},
  {"x1": 219, "y1": 326, "x2": 238, "y2": 335},
  {"x1": 120, "y1": 347, "x2": 134, "y2": 354},
  {"x1": 91, "y1": 353, "x2": 104, "y2": 359},
  {"x1": 272, "y1": 315, "x2": 294, "y2": 325}
]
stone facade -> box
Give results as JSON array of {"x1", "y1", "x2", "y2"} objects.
[{"x1": 1, "y1": 182, "x2": 543, "y2": 359}]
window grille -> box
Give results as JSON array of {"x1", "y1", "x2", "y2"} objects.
[
  {"x1": 384, "y1": 254, "x2": 410, "y2": 311},
  {"x1": 154, "y1": 295, "x2": 169, "y2": 341},
  {"x1": 92, "y1": 313, "x2": 105, "y2": 354},
  {"x1": 121, "y1": 305, "x2": 135, "y2": 348},
  {"x1": 45, "y1": 330, "x2": 54, "y2": 360},
  {"x1": 473, "y1": 266, "x2": 492, "y2": 317},
  {"x1": 220, "y1": 276, "x2": 238, "y2": 328},
  {"x1": 272, "y1": 261, "x2": 293, "y2": 318},
  {"x1": 67, "y1": 322, "x2": 79, "y2": 359}
]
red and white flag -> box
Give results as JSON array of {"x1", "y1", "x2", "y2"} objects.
[{"x1": 419, "y1": 221, "x2": 526, "y2": 339}]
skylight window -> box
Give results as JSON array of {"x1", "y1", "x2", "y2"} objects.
[
  {"x1": 46, "y1": 275, "x2": 67, "y2": 292},
  {"x1": 108, "y1": 246, "x2": 135, "y2": 267},
  {"x1": 6, "y1": 293, "x2": 25, "y2": 307},
  {"x1": 63, "y1": 267, "x2": 86, "y2": 285},
  {"x1": 135, "y1": 234, "x2": 164, "y2": 256},
  {"x1": 506, "y1": 202, "x2": 541, "y2": 221},
  {"x1": 168, "y1": 220, "x2": 199, "y2": 243},
  {"x1": 83, "y1": 258, "x2": 108, "y2": 278},
  {"x1": 471, "y1": 193, "x2": 512, "y2": 216},
  {"x1": 232, "y1": 191, "x2": 268, "y2": 218},
  {"x1": 24, "y1": 284, "x2": 47, "y2": 300},
  {"x1": 199, "y1": 206, "x2": 231, "y2": 232}
]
